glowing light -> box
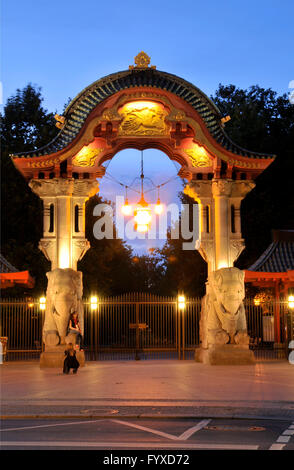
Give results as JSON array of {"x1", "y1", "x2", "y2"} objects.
[
  {"x1": 60, "y1": 249, "x2": 70, "y2": 269},
  {"x1": 135, "y1": 207, "x2": 152, "y2": 225},
  {"x1": 154, "y1": 199, "x2": 164, "y2": 215},
  {"x1": 254, "y1": 299, "x2": 261, "y2": 306},
  {"x1": 178, "y1": 295, "x2": 186, "y2": 310},
  {"x1": 136, "y1": 224, "x2": 149, "y2": 233},
  {"x1": 90, "y1": 296, "x2": 98, "y2": 310},
  {"x1": 28, "y1": 302, "x2": 34, "y2": 308},
  {"x1": 39, "y1": 297, "x2": 46, "y2": 310},
  {"x1": 121, "y1": 199, "x2": 132, "y2": 216},
  {"x1": 288, "y1": 295, "x2": 294, "y2": 309},
  {"x1": 134, "y1": 195, "x2": 152, "y2": 232}
]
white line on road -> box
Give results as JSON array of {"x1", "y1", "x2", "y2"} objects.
[
  {"x1": 0, "y1": 419, "x2": 106, "y2": 433},
  {"x1": 110, "y1": 418, "x2": 211, "y2": 441},
  {"x1": 270, "y1": 421, "x2": 294, "y2": 449},
  {"x1": 277, "y1": 436, "x2": 290, "y2": 443},
  {"x1": 178, "y1": 420, "x2": 211, "y2": 440},
  {"x1": 269, "y1": 444, "x2": 286, "y2": 450},
  {"x1": 0, "y1": 441, "x2": 259, "y2": 450},
  {"x1": 110, "y1": 419, "x2": 181, "y2": 441}
]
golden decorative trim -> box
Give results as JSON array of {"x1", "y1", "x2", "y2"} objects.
[
  {"x1": 54, "y1": 114, "x2": 65, "y2": 129},
  {"x1": 184, "y1": 147, "x2": 212, "y2": 168},
  {"x1": 118, "y1": 101, "x2": 168, "y2": 136},
  {"x1": 30, "y1": 157, "x2": 61, "y2": 168},
  {"x1": 72, "y1": 148, "x2": 103, "y2": 167}
]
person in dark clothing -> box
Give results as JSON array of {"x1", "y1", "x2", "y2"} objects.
[
  {"x1": 68, "y1": 312, "x2": 83, "y2": 349},
  {"x1": 63, "y1": 343, "x2": 80, "y2": 374}
]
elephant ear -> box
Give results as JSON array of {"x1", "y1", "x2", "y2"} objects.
[{"x1": 73, "y1": 271, "x2": 83, "y2": 299}]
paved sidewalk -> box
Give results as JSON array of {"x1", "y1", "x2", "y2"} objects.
[{"x1": 1, "y1": 360, "x2": 294, "y2": 420}]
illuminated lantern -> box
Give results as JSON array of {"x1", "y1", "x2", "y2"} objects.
[
  {"x1": 121, "y1": 198, "x2": 132, "y2": 216},
  {"x1": 134, "y1": 195, "x2": 151, "y2": 233},
  {"x1": 154, "y1": 198, "x2": 163, "y2": 215}
]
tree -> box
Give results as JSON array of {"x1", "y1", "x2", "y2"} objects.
[
  {"x1": 1, "y1": 84, "x2": 58, "y2": 295},
  {"x1": 155, "y1": 191, "x2": 207, "y2": 297},
  {"x1": 212, "y1": 84, "x2": 294, "y2": 268}
]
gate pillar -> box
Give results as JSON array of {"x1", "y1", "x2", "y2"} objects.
[
  {"x1": 29, "y1": 178, "x2": 99, "y2": 270},
  {"x1": 185, "y1": 179, "x2": 256, "y2": 365}
]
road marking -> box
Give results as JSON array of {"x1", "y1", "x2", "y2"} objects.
[
  {"x1": 178, "y1": 420, "x2": 211, "y2": 440},
  {"x1": 282, "y1": 429, "x2": 294, "y2": 435},
  {"x1": 0, "y1": 441, "x2": 259, "y2": 450},
  {"x1": 269, "y1": 444, "x2": 286, "y2": 450},
  {"x1": 110, "y1": 419, "x2": 181, "y2": 441},
  {"x1": 110, "y1": 418, "x2": 211, "y2": 441},
  {"x1": 277, "y1": 436, "x2": 290, "y2": 443},
  {"x1": 270, "y1": 421, "x2": 294, "y2": 449},
  {"x1": 0, "y1": 419, "x2": 105, "y2": 433}
]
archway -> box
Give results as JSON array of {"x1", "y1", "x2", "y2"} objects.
[{"x1": 11, "y1": 52, "x2": 275, "y2": 365}]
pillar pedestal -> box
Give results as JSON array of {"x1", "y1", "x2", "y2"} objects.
[{"x1": 195, "y1": 345, "x2": 255, "y2": 365}]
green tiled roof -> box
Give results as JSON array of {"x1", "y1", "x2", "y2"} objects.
[{"x1": 12, "y1": 68, "x2": 275, "y2": 160}]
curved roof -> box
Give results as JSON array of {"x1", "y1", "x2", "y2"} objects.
[
  {"x1": 12, "y1": 68, "x2": 275, "y2": 161},
  {"x1": 248, "y1": 231, "x2": 294, "y2": 272}
]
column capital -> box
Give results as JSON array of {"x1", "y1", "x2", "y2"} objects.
[
  {"x1": 29, "y1": 178, "x2": 99, "y2": 198},
  {"x1": 184, "y1": 180, "x2": 212, "y2": 202},
  {"x1": 212, "y1": 179, "x2": 233, "y2": 197}
]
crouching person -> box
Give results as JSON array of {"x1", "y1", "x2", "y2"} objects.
[{"x1": 63, "y1": 343, "x2": 80, "y2": 374}]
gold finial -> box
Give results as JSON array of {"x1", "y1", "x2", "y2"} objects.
[{"x1": 129, "y1": 51, "x2": 156, "y2": 70}]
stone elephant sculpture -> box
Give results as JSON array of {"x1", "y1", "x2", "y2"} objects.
[
  {"x1": 200, "y1": 267, "x2": 249, "y2": 349},
  {"x1": 43, "y1": 268, "x2": 84, "y2": 347}
]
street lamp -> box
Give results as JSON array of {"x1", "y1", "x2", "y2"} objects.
[
  {"x1": 39, "y1": 297, "x2": 46, "y2": 310},
  {"x1": 90, "y1": 296, "x2": 98, "y2": 310},
  {"x1": 178, "y1": 295, "x2": 186, "y2": 310},
  {"x1": 288, "y1": 295, "x2": 294, "y2": 309}
]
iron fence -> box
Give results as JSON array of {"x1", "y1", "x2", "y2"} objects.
[{"x1": 0, "y1": 295, "x2": 293, "y2": 361}]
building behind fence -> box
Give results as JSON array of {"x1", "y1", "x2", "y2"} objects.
[{"x1": 0, "y1": 293, "x2": 293, "y2": 361}]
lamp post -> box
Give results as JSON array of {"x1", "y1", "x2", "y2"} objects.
[{"x1": 178, "y1": 294, "x2": 186, "y2": 360}]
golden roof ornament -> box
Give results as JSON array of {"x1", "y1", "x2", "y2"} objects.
[{"x1": 129, "y1": 51, "x2": 156, "y2": 70}]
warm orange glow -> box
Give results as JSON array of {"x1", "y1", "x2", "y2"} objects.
[
  {"x1": 154, "y1": 200, "x2": 164, "y2": 215},
  {"x1": 121, "y1": 199, "x2": 132, "y2": 216},
  {"x1": 134, "y1": 195, "x2": 152, "y2": 231},
  {"x1": 136, "y1": 223, "x2": 149, "y2": 233},
  {"x1": 288, "y1": 295, "x2": 294, "y2": 309},
  {"x1": 134, "y1": 207, "x2": 152, "y2": 225},
  {"x1": 178, "y1": 295, "x2": 186, "y2": 310},
  {"x1": 39, "y1": 297, "x2": 46, "y2": 310}
]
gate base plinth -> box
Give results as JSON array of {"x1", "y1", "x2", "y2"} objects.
[
  {"x1": 40, "y1": 347, "x2": 85, "y2": 368},
  {"x1": 195, "y1": 345, "x2": 255, "y2": 365}
]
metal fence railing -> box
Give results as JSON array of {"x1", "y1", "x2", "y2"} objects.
[{"x1": 0, "y1": 295, "x2": 292, "y2": 361}]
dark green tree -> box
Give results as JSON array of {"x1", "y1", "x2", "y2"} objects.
[
  {"x1": 211, "y1": 84, "x2": 294, "y2": 267},
  {"x1": 1, "y1": 84, "x2": 58, "y2": 295}
]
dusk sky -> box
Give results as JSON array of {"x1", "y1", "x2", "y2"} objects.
[{"x1": 2, "y1": 0, "x2": 293, "y2": 254}]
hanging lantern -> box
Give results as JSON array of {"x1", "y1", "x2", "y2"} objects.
[
  {"x1": 154, "y1": 198, "x2": 163, "y2": 215},
  {"x1": 121, "y1": 197, "x2": 132, "y2": 216},
  {"x1": 134, "y1": 194, "x2": 152, "y2": 232}
]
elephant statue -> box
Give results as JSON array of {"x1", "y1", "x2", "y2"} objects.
[
  {"x1": 43, "y1": 268, "x2": 84, "y2": 347},
  {"x1": 200, "y1": 267, "x2": 249, "y2": 349}
]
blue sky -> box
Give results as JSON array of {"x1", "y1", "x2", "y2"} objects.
[{"x1": 2, "y1": 0, "x2": 294, "y2": 254}]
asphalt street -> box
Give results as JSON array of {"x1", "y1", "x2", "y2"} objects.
[{"x1": 1, "y1": 417, "x2": 294, "y2": 451}]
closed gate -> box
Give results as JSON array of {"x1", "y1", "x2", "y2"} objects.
[
  {"x1": 0, "y1": 295, "x2": 293, "y2": 361},
  {"x1": 84, "y1": 293, "x2": 201, "y2": 360}
]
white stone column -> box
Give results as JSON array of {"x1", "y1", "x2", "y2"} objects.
[
  {"x1": 184, "y1": 179, "x2": 255, "y2": 271},
  {"x1": 29, "y1": 178, "x2": 99, "y2": 270}
]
